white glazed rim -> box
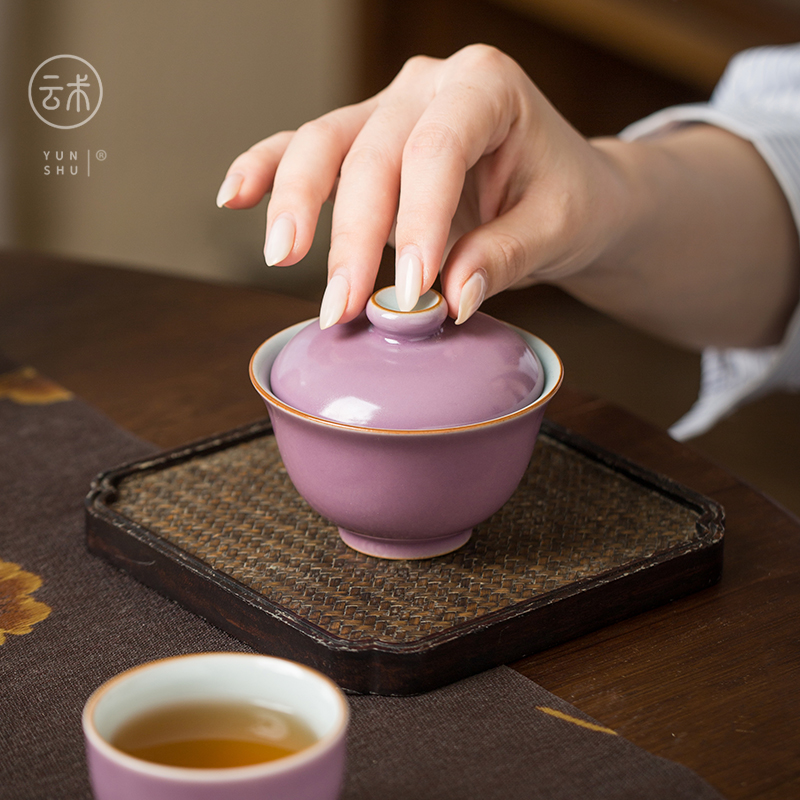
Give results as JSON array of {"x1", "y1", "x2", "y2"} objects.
[
  {"x1": 249, "y1": 316, "x2": 564, "y2": 436},
  {"x1": 82, "y1": 653, "x2": 349, "y2": 784},
  {"x1": 371, "y1": 286, "x2": 443, "y2": 314}
]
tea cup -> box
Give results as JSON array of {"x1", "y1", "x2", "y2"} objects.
[{"x1": 82, "y1": 652, "x2": 349, "y2": 800}]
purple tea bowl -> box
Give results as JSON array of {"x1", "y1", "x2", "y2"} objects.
[
  {"x1": 82, "y1": 653, "x2": 349, "y2": 800},
  {"x1": 250, "y1": 287, "x2": 563, "y2": 560}
]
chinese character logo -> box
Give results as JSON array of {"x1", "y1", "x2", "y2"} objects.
[{"x1": 28, "y1": 55, "x2": 103, "y2": 129}]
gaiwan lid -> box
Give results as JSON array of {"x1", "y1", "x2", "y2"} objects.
[{"x1": 269, "y1": 286, "x2": 544, "y2": 430}]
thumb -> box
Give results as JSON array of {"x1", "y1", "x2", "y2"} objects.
[{"x1": 440, "y1": 206, "x2": 535, "y2": 323}]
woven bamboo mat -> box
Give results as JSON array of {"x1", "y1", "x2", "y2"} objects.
[{"x1": 107, "y1": 423, "x2": 714, "y2": 646}]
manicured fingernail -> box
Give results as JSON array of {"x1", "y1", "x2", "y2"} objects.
[
  {"x1": 215, "y1": 172, "x2": 243, "y2": 207},
  {"x1": 395, "y1": 252, "x2": 422, "y2": 312},
  {"x1": 264, "y1": 215, "x2": 296, "y2": 266},
  {"x1": 319, "y1": 274, "x2": 349, "y2": 329},
  {"x1": 455, "y1": 272, "x2": 487, "y2": 324}
]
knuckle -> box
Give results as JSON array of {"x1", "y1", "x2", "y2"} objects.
[
  {"x1": 329, "y1": 226, "x2": 363, "y2": 257},
  {"x1": 342, "y1": 141, "x2": 395, "y2": 174},
  {"x1": 271, "y1": 167, "x2": 326, "y2": 207},
  {"x1": 542, "y1": 190, "x2": 576, "y2": 241},
  {"x1": 451, "y1": 45, "x2": 521, "y2": 107},
  {"x1": 397, "y1": 54, "x2": 436, "y2": 81},
  {"x1": 270, "y1": 177, "x2": 312, "y2": 207},
  {"x1": 493, "y1": 231, "x2": 528, "y2": 282},
  {"x1": 405, "y1": 121, "x2": 464, "y2": 164},
  {"x1": 453, "y1": 43, "x2": 509, "y2": 73},
  {"x1": 297, "y1": 114, "x2": 341, "y2": 143}
]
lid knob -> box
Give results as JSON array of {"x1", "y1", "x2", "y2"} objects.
[{"x1": 366, "y1": 287, "x2": 448, "y2": 339}]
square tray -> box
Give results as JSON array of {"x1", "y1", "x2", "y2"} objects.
[{"x1": 85, "y1": 418, "x2": 724, "y2": 695}]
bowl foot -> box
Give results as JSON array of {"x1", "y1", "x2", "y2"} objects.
[{"x1": 337, "y1": 528, "x2": 472, "y2": 559}]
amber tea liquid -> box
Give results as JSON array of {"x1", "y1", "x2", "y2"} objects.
[{"x1": 111, "y1": 699, "x2": 317, "y2": 769}]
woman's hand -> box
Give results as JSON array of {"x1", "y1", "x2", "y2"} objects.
[
  {"x1": 217, "y1": 44, "x2": 798, "y2": 349},
  {"x1": 216, "y1": 45, "x2": 623, "y2": 328}
]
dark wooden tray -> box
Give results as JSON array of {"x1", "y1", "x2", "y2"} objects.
[{"x1": 85, "y1": 418, "x2": 724, "y2": 696}]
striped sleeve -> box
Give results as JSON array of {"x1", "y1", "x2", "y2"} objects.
[{"x1": 619, "y1": 45, "x2": 800, "y2": 440}]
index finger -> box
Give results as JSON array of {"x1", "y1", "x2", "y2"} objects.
[
  {"x1": 394, "y1": 47, "x2": 520, "y2": 307},
  {"x1": 216, "y1": 131, "x2": 295, "y2": 209}
]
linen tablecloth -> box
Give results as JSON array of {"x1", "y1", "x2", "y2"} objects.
[{"x1": 0, "y1": 359, "x2": 725, "y2": 799}]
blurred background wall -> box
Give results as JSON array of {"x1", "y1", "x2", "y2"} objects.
[
  {"x1": 2, "y1": 0, "x2": 361, "y2": 300},
  {"x1": 3, "y1": 0, "x2": 800, "y2": 512},
  {"x1": 5, "y1": 0, "x2": 800, "y2": 296}
]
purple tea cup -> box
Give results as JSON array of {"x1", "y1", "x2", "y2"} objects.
[
  {"x1": 250, "y1": 287, "x2": 563, "y2": 559},
  {"x1": 82, "y1": 653, "x2": 349, "y2": 800}
]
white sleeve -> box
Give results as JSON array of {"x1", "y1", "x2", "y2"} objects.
[{"x1": 619, "y1": 44, "x2": 800, "y2": 440}]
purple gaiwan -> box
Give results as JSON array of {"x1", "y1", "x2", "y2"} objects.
[{"x1": 250, "y1": 286, "x2": 563, "y2": 559}]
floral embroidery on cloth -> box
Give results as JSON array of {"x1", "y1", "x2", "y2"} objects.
[
  {"x1": 0, "y1": 366, "x2": 73, "y2": 405},
  {"x1": 0, "y1": 560, "x2": 52, "y2": 644}
]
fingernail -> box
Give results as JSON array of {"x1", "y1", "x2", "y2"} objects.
[
  {"x1": 395, "y1": 252, "x2": 422, "y2": 312},
  {"x1": 455, "y1": 272, "x2": 487, "y2": 324},
  {"x1": 264, "y1": 215, "x2": 296, "y2": 266},
  {"x1": 319, "y1": 274, "x2": 349, "y2": 329},
  {"x1": 215, "y1": 172, "x2": 243, "y2": 207}
]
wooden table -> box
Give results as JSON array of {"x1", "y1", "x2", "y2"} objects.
[{"x1": 2, "y1": 250, "x2": 798, "y2": 799}]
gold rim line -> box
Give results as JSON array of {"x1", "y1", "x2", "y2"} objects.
[{"x1": 248, "y1": 319, "x2": 563, "y2": 436}]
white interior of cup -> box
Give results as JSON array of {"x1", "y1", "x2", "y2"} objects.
[
  {"x1": 84, "y1": 653, "x2": 348, "y2": 777},
  {"x1": 515, "y1": 326, "x2": 562, "y2": 401}
]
